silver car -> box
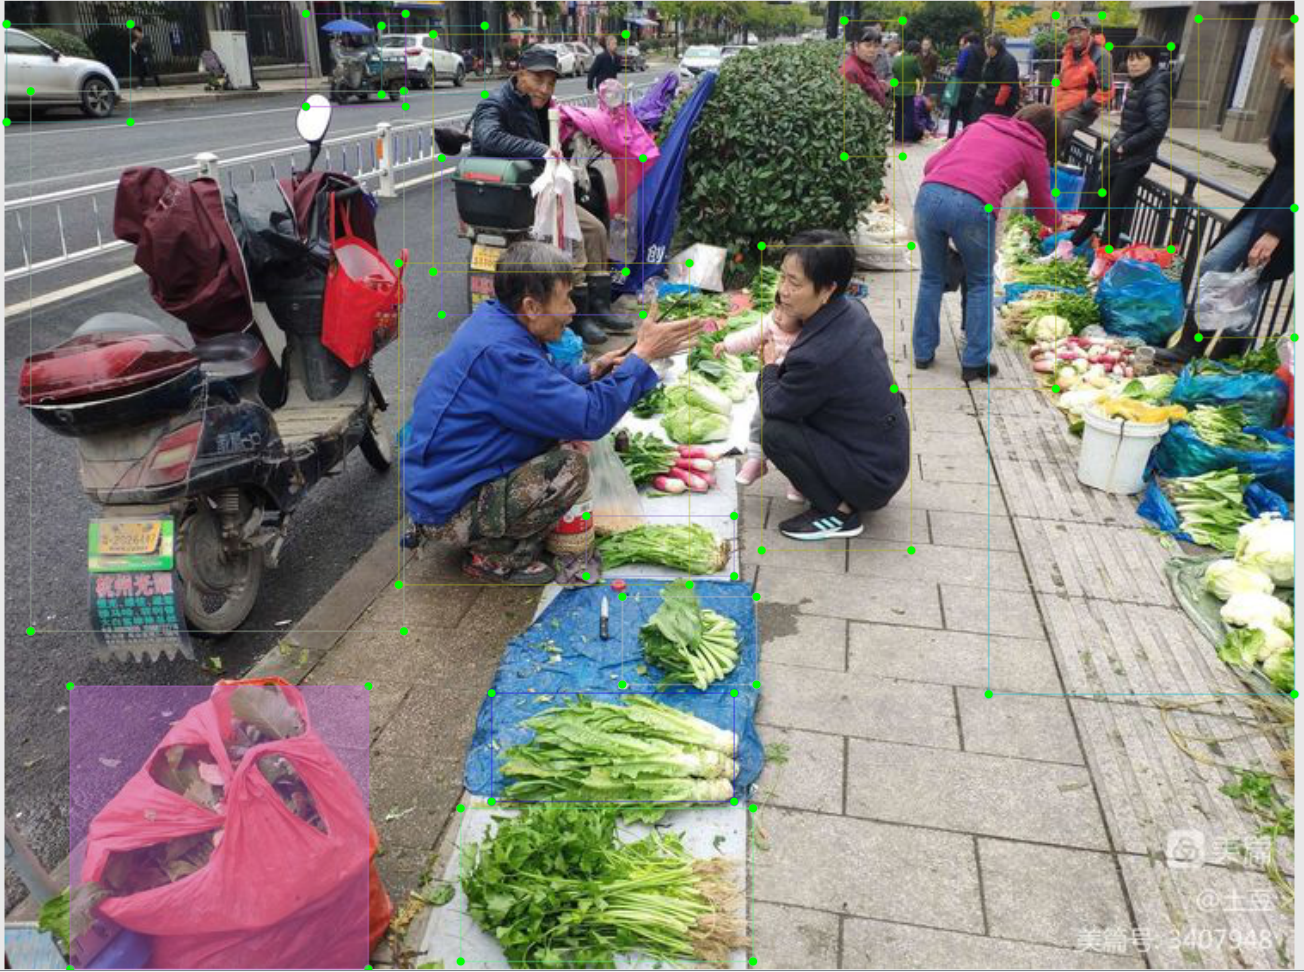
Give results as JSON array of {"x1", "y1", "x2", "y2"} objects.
[{"x1": 5, "y1": 28, "x2": 120, "y2": 118}]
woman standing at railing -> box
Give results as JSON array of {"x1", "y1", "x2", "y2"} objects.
[{"x1": 1159, "y1": 31, "x2": 1294, "y2": 364}]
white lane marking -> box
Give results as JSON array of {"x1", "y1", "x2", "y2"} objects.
[{"x1": 4, "y1": 265, "x2": 142, "y2": 317}]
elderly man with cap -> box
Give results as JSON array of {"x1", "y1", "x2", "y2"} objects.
[
  {"x1": 1054, "y1": 16, "x2": 1113, "y2": 148},
  {"x1": 469, "y1": 44, "x2": 628, "y2": 346}
]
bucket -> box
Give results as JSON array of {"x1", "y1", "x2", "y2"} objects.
[
  {"x1": 1051, "y1": 164, "x2": 1085, "y2": 214},
  {"x1": 1077, "y1": 407, "x2": 1168, "y2": 494}
]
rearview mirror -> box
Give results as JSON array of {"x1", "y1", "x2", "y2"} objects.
[{"x1": 296, "y1": 94, "x2": 332, "y2": 145}]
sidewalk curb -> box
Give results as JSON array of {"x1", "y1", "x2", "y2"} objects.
[{"x1": 122, "y1": 81, "x2": 328, "y2": 110}]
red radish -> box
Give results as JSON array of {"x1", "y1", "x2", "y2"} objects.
[
  {"x1": 699, "y1": 471, "x2": 717, "y2": 487},
  {"x1": 1057, "y1": 349, "x2": 1080, "y2": 361},
  {"x1": 668, "y1": 467, "x2": 710, "y2": 491},
  {"x1": 651, "y1": 475, "x2": 687, "y2": 494},
  {"x1": 1032, "y1": 358, "x2": 1056, "y2": 373},
  {"x1": 677, "y1": 445, "x2": 721, "y2": 460},
  {"x1": 675, "y1": 457, "x2": 715, "y2": 472}
]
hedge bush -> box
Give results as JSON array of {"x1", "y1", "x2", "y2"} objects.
[
  {"x1": 29, "y1": 28, "x2": 95, "y2": 60},
  {"x1": 660, "y1": 40, "x2": 889, "y2": 259}
]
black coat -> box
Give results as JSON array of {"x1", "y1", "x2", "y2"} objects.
[
  {"x1": 760, "y1": 296, "x2": 910, "y2": 511},
  {"x1": 958, "y1": 44, "x2": 985, "y2": 105},
  {"x1": 588, "y1": 50, "x2": 619, "y2": 90},
  {"x1": 469, "y1": 79, "x2": 551, "y2": 159},
  {"x1": 1219, "y1": 91, "x2": 1293, "y2": 284},
  {"x1": 976, "y1": 49, "x2": 1019, "y2": 117},
  {"x1": 1110, "y1": 67, "x2": 1171, "y2": 170}
]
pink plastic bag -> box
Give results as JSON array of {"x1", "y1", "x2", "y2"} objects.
[
  {"x1": 80, "y1": 684, "x2": 373, "y2": 969},
  {"x1": 559, "y1": 93, "x2": 660, "y2": 218}
]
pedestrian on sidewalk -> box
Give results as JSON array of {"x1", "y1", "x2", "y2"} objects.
[
  {"x1": 761, "y1": 230, "x2": 910, "y2": 542},
  {"x1": 974, "y1": 34, "x2": 1019, "y2": 118},
  {"x1": 1159, "y1": 32, "x2": 1294, "y2": 365},
  {"x1": 401, "y1": 241, "x2": 703, "y2": 584},
  {"x1": 840, "y1": 27, "x2": 888, "y2": 108},
  {"x1": 588, "y1": 35, "x2": 619, "y2": 91},
  {"x1": 1059, "y1": 36, "x2": 1170, "y2": 254},
  {"x1": 919, "y1": 37, "x2": 941, "y2": 84},
  {"x1": 947, "y1": 31, "x2": 985, "y2": 138},
  {"x1": 891, "y1": 40, "x2": 924, "y2": 142},
  {"x1": 1053, "y1": 17, "x2": 1113, "y2": 151},
  {"x1": 911, "y1": 105, "x2": 1060, "y2": 382},
  {"x1": 131, "y1": 26, "x2": 161, "y2": 88}
]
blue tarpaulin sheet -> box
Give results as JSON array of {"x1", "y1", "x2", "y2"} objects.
[{"x1": 464, "y1": 579, "x2": 763, "y2": 798}]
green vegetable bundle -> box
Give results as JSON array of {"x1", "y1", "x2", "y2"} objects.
[
  {"x1": 501, "y1": 696, "x2": 739, "y2": 815},
  {"x1": 1008, "y1": 291, "x2": 1100, "y2": 333},
  {"x1": 461, "y1": 803, "x2": 745, "y2": 968},
  {"x1": 1187, "y1": 405, "x2": 1285, "y2": 452},
  {"x1": 632, "y1": 385, "x2": 669, "y2": 418},
  {"x1": 1191, "y1": 344, "x2": 1281, "y2": 375},
  {"x1": 747, "y1": 264, "x2": 781, "y2": 313},
  {"x1": 1001, "y1": 215, "x2": 1042, "y2": 266},
  {"x1": 641, "y1": 584, "x2": 740, "y2": 690},
  {"x1": 661, "y1": 375, "x2": 734, "y2": 444},
  {"x1": 598, "y1": 524, "x2": 729, "y2": 574},
  {"x1": 615, "y1": 431, "x2": 680, "y2": 484},
  {"x1": 658, "y1": 290, "x2": 730, "y2": 322},
  {"x1": 1119, "y1": 374, "x2": 1177, "y2": 403},
  {"x1": 1165, "y1": 470, "x2": 1254, "y2": 552},
  {"x1": 1010, "y1": 258, "x2": 1091, "y2": 289}
]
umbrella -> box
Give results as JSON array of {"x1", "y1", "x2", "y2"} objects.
[{"x1": 321, "y1": 18, "x2": 375, "y2": 35}]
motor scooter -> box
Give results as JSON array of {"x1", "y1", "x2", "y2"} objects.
[{"x1": 18, "y1": 95, "x2": 406, "y2": 661}]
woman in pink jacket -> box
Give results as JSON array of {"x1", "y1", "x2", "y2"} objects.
[{"x1": 911, "y1": 104, "x2": 1060, "y2": 381}]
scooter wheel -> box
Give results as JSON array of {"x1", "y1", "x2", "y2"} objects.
[{"x1": 177, "y1": 499, "x2": 263, "y2": 636}]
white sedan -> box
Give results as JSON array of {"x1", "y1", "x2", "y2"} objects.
[
  {"x1": 5, "y1": 28, "x2": 120, "y2": 117},
  {"x1": 379, "y1": 33, "x2": 466, "y2": 88},
  {"x1": 538, "y1": 43, "x2": 580, "y2": 77}
]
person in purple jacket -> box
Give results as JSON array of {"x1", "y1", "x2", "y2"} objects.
[
  {"x1": 402, "y1": 241, "x2": 702, "y2": 584},
  {"x1": 911, "y1": 103, "x2": 1061, "y2": 382}
]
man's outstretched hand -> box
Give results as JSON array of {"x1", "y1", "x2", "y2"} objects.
[{"x1": 632, "y1": 315, "x2": 706, "y2": 362}]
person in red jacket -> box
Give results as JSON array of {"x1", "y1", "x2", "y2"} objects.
[
  {"x1": 840, "y1": 27, "x2": 888, "y2": 107},
  {"x1": 1054, "y1": 17, "x2": 1113, "y2": 147}
]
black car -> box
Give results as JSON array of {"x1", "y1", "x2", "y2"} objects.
[{"x1": 617, "y1": 43, "x2": 647, "y2": 72}]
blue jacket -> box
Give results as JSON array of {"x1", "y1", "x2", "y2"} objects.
[
  {"x1": 470, "y1": 79, "x2": 552, "y2": 160},
  {"x1": 402, "y1": 299, "x2": 660, "y2": 525}
]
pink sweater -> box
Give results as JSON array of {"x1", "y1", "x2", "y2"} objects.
[
  {"x1": 921, "y1": 115, "x2": 1057, "y2": 229},
  {"x1": 721, "y1": 312, "x2": 800, "y2": 363}
]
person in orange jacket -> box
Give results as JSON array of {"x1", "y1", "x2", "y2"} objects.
[{"x1": 1054, "y1": 17, "x2": 1113, "y2": 149}]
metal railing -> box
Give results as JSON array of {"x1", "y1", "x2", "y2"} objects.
[
  {"x1": 1063, "y1": 128, "x2": 1293, "y2": 345},
  {"x1": 4, "y1": 82, "x2": 655, "y2": 283}
]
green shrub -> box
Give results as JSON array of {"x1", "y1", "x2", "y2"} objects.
[
  {"x1": 29, "y1": 28, "x2": 95, "y2": 60},
  {"x1": 660, "y1": 40, "x2": 889, "y2": 258}
]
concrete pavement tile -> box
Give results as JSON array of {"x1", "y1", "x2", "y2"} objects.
[
  {"x1": 754, "y1": 807, "x2": 983, "y2": 933},
  {"x1": 926, "y1": 510, "x2": 1018, "y2": 551},
  {"x1": 369, "y1": 751, "x2": 464, "y2": 857},
  {"x1": 909, "y1": 409, "x2": 985, "y2": 434},
  {"x1": 910, "y1": 430, "x2": 997, "y2": 459},
  {"x1": 754, "y1": 726, "x2": 844, "y2": 815},
  {"x1": 753, "y1": 607, "x2": 845, "y2": 671},
  {"x1": 848, "y1": 623, "x2": 1062, "y2": 694},
  {"x1": 903, "y1": 386, "x2": 981, "y2": 412},
  {"x1": 751, "y1": 901, "x2": 840, "y2": 970},
  {"x1": 904, "y1": 479, "x2": 1008, "y2": 516},
  {"x1": 373, "y1": 841, "x2": 434, "y2": 912},
  {"x1": 1116, "y1": 853, "x2": 1294, "y2": 969},
  {"x1": 1014, "y1": 520, "x2": 1176, "y2": 606},
  {"x1": 758, "y1": 662, "x2": 959, "y2": 749},
  {"x1": 957, "y1": 689, "x2": 1084, "y2": 765},
  {"x1": 744, "y1": 524, "x2": 847, "y2": 576},
  {"x1": 978, "y1": 839, "x2": 1136, "y2": 953},
  {"x1": 757, "y1": 564, "x2": 943, "y2": 626},
  {"x1": 373, "y1": 684, "x2": 481, "y2": 759},
  {"x1": 984, "y1": 411, "x2": 1084, "y2": 467},
  {"x1": 848, "y1": 542, "x2": 1031, "y2": 592},
  {"x1": 841, "y1": 917, "x2": 1146, "y2": 969},
  {"x1": 992, "y1": 455, "x2": 1139, "y2": 527},
  {"x1": 307, "y1": 623, "x2": 449, "y2": 686},
  {"x1": 918, "y1": 452, "x2": 999, "y2": 485},
  {"x1": 939, "y1": 584, "x2": 1040, "y2": 637},
  {"x1": 846, "y1": 740, "x2": 1107, "y2": 849}
]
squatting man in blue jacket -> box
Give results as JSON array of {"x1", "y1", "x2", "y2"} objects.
[
  {"x1": 401, "y1": 241, "x2": 704, "y2": 584},
  {"x1": 469, "y1": 44, "x2": 628, "y2": 346}
]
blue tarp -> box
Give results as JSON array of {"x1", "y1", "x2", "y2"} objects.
[
  {"x1": 464, "y1": 579, "x2": 763, "y2": 799},
  {"x1": 615, "y1": 72, "x2": 717, "y2": 295}
]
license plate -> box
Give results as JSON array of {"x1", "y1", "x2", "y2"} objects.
[
  {"x1": 89, "y1": 519, "x2": 175, "y2": 573},
  {"x1": 99, "y1": 521, "x2": 161, "y2": 555},
  {"x1": 471, "y1": 244, "x2": 503, "y2": 273}
]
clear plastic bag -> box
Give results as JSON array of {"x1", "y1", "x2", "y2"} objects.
[
  {"x1": 1195, "y1": 266, "x2": 1263, "y2": 333},
  {"x1": 588, "y1": 435, "x2": 644, "y2": 535}
]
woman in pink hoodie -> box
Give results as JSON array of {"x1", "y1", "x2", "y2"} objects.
[{"x1": 911, "y1": 104, "x2": 1060, "y2": 382}]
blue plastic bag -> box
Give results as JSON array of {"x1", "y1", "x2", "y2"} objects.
[
  {"x1": 1096, "y1": 259, "x2": 1185, "y2": 344},
  {"x1": 1039, "y1": 230, "x2": 1092, "y2": 259},
  {"x1": 1170, "y1": 363, "x2": 1288, "y2": 430},
  {"x1": 1002, "y1": 282, "x2": 1087, "y2": 305},
  {"x1": 1152, "y1": 424, "x2": 1295, "y2": 499},
  {"x1": 1137, "y1": 477, "x2": 1291, "y2": 541},
  {"x1": 547, "y1": 328, "x2": 584, "y2": 370}
]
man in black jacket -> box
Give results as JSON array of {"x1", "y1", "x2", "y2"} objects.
[
  {"x1": 588, "y1": 35, "x2": 620, "y2": 91},
  {"x1": 975, "y1": 34, "x2": 1019, "y2": 117},
  {"x1": 470, "y1": 45, "x2": 631, "y2": 345}
]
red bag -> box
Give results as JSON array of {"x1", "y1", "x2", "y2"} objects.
[
  {"x1": 322, "y1": 192, "x2": 407, "y2": 367},
  {"x1": 80, "y1": 682, "x2": 381, "y2": 969}
]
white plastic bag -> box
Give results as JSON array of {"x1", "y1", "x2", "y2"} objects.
[
  {"x1": 531, "y1": 157, "x2": 582, "y2": 248},
  {"x1": 667, "y1": 243, "x2": 727, "y2": 292},
  {"x1": 853, "y1": 210, "x2": 917, "y2": 271},
  {"x1": 1194, "y1": 266, "x2": 1263, "y2": 333},
  {"x1": 589, "y1": 435, "x2": 644, "y2": 535}
]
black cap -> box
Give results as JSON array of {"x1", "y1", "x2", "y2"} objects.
[
  {"x1": 519, "y1": 45, "x2": 560, "y2": 74},
  {"x1": 1067, "y1": 16, "x2": 1091, "y2": 31}
]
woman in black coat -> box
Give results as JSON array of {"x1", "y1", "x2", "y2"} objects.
[
  {"x1": 760, "y1": 229, "x2": 910, "y2": 541},
  {"x1": 1065, "y1": 36, "x2": 1170, "y2": 251},
  {"x1": 975, "y1": 34, "x2": 1019, "y2": 118},
  {"x1": 1158, "y1": 31, "x2": 1294, "y2": 363}
]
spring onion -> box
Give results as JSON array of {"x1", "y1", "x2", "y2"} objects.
[{"x1": 597, "y1": 524, "x2": 729, "y2": 574}]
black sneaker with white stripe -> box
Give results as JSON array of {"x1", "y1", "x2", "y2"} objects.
[{"x1": 779, "y1": 509, "x2": 864, "y2": 541}]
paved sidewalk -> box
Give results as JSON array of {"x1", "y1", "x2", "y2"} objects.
[{"x1": 119, "y1": 76, "x2": 329, "y2": 108}]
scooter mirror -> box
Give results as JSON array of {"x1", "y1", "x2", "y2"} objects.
[{"x1": 296, "y1": 94, "x2": 333, "y2": 145}]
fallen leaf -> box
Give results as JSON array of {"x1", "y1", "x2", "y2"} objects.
[{"x1": 383, "y1": 804, "x2": 417, "y2": 823}]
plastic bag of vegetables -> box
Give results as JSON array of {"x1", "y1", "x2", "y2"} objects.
[
  {"x1": 1152, "y1": 422, "x2": 1294, "y2": 500},
  {"x1": 1096, "y1": 259, "x2": 1184, "y2": 345}
]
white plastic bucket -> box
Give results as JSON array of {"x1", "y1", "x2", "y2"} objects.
[{"x1": 1077, "y1": 408, "x2": 1169, "y2": 495}]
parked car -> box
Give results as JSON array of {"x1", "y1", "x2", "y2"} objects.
[
  {"x1": 721, "y1": 44, "x2": 753, "y2": 60},
  {"x1": 537, "y1": 42, "x2": 579, "y2": 77},
  {"x1": 678, "y1": 45, "x2": 722, "y2": 80},
  {"x1": 617, "y1": 43, "x2": 647, "y2": 72},
  {"x1": 4, "y1": 27, "x2": 119, "y2": 118},
  {"x1": 565, "y1": 41, "x2": 596, "y2": 74},
  {"x1": 379, "y1": 33, "x2": 465, "y2": 88}
]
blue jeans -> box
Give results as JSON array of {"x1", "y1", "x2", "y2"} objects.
[
  {"x1": 912, "y1": 182, "x2": 996, "y2": 368},
  {"x1": 1196, "y1": 217, "x2": 1267, "y2": 336}
]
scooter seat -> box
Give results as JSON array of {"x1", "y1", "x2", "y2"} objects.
[{"x1": 193, "y1": 332, "x2": 272, "y2": 381}]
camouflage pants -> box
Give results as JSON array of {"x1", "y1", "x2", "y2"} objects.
[{"x1": 424, "y1": 447, "x2": 589, "y2": 571}]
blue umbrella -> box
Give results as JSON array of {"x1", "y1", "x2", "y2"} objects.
[{"x1": 321, "y1": 18, "x2": 375, "y2": 35}]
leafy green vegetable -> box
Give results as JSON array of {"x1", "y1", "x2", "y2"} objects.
[
  {"x1": 747, "y1": 264, "x2": 781, "y2": 313},
  {"x1": 1218, "y1": 626, "x2": 1267, "y2": 669},
  {"x1": 1001, "y1": 215, "x2": 1043, "y2": 265},
  {"x1": 1262, "y1": 648, "x2": 1295, "y2": 693},
  {"x1": 598, "y1": 524, "x2": 729, "y2": 574},
  {"x1": 632, "y1": 385, "x2": 669, "y2": 418},
  {"x1": 1119, "y1": 374, "x2": 1177, "y2": 403},
  {"x1": 461, "y1": 804, "x2": 745, "y2": 968},
  {"x1": 1187, "y1": 405, "x2": 1284, "y2": 451},
  {"x1": 614, "y1": 431, "x2": 679, "y2": 485},
  {"x1": 1234, "y1": 514, "x2": 1295, "y2": 585},
  {"x1": 657, "y1": 290, "x2": 730, "y2": 322},
  {"x1": 1165, "y1": 470, "x2": 1254, "y2": 552},
  {"x1": 38, "y1": 888, "x2": 70, "y2": 954},
  {"x1": 1191, "y1": 344, "x2": 1281, "y2": 375},
  {"x1": 641, "y1": 584, "x2": 740, "y2": 691},
  {"x1": 1009, "y1": 258, "x2": 1091, "y2": 289}
]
